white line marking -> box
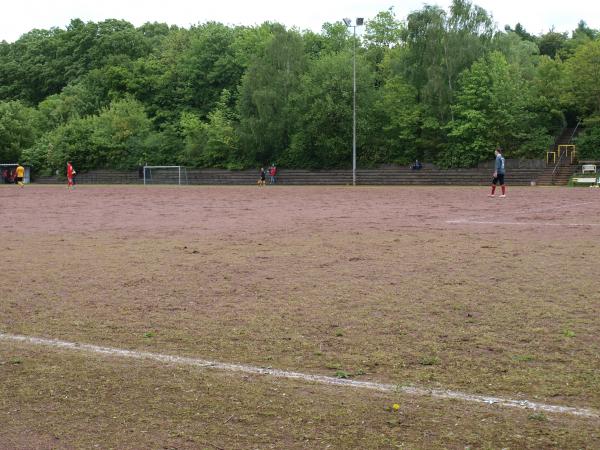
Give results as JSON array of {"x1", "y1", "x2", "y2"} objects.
[
  {"x1": 1, "y1": 332, "x2": 598, "y2": 419},
  {"x1": 447, "y1": 220, "x2": 600, "y2": 227},
  {"x1": 459, "y1": 200, "x2": 598, "y2": 223},
  {"x1": 511, "y1": 200, "x2": 597, "y2": 216}
]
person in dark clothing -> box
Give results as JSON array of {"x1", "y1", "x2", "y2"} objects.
[{"x1": 489, "y1": 147, "x2": 506, "y2": 198}]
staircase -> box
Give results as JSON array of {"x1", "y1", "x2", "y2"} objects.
[
  {"x1": 536, "y1": 157, "x2": 576, "y2": 186},
  {"x1": 536, "y1": 127, "x2": 580, "y2": 186}
]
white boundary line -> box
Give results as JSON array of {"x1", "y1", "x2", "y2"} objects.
[
  {"x1": 1, "y1": 332, "x2": 598, "y2": 420},
  {"x1": 458, "y1": 200, "x2": 598, "y2": 223},
  {"x1": 447, "y1": 219, "x2": 600, "y2": 227},
  {"x1": 506, "y1": 200, "x2": 597, "y2": 216}
]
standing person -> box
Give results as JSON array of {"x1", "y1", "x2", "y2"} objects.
[
  {"x1": 271, "y1": 164, "x2": 277, "y2": 184},
  {"x1": 258, "y1": 167, "x2": 266, "y2": 186},
  {"x1": 268, "y1": 164, "x2": 275, "y2": 185},
  {"x1": 489, "y1": 147, "x2": 506, "y2": 198},
  {"x1": 67, "y1": 161, "x2": 76, "y2": 189},
  {"x1": 14, "y1": 163, "x2": 25, "y2": 188}
]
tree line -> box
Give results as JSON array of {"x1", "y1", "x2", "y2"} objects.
[{"x1": 1, "y1": 0, "x2": 599, "y2": 174}]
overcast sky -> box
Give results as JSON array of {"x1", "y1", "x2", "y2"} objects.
[{"x1": 1, "y1": 0, "x2": 598, "y2": 43}]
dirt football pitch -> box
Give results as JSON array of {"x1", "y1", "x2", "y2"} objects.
[{"x1": 1, "y1": 184, "x2": 599, "y2": 449}]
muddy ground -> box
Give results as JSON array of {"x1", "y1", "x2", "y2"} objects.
[{"x1": 1, "y1": 185, "x2": 599, "y2": 449}]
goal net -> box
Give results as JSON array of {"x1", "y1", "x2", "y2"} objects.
[{"x1": 143, "y1": 166, "x2": 188, "y2": 185}]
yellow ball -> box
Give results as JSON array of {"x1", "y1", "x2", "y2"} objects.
[{"x1": 392, "y1": 403, "x2": 400, "y2": 411}]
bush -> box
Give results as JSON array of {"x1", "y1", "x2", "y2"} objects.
[{"x1": 576, "y1": 116, "x2": 600, "y2": 160}]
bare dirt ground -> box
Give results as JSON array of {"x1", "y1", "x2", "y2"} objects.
[{"x1": 1, "y1": 184, "x2": 600, "y2": 448}]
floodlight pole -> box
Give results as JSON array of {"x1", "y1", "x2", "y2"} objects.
[
  {"x1": 344, "y1": 18, "x2": 362, "y2": 186},
  {"x1": 352, "y1": 24, "x2": 357, "y2": 187}
]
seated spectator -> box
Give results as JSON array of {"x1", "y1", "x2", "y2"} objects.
[{"x1": 411, "y1": 160, "x2": 423, "y2": 170}]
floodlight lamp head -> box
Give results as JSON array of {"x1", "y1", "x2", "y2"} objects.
[
  {"x1": 343, "y1": 18, "x2": 352, "y2": 26},
  {"x1": 356, "y1": 18, "x2": 364, "y2": 26}
]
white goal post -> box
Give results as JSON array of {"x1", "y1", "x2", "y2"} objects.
[{"x1": 143, "y1": 166, "x2": 188, "y2": 185}]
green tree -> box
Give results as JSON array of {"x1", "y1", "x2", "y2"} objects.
[
  {"x1": 531, "y1": 56, "x2": 567, "y2": 133},
  {"x1": 0, "y1": 101, "x2": 38, "y2": 162},
  {"x1": 444, "y1": 52, "x2": 551, "y2": 166},
  {"x1": 180, "y1": 22, "x2": 244, "y2": 116},
  {"x1": 504, "y1": 23, "x2": 537, "y2": 43},
  {"x1": 364, "y1": 8, "x2": 403, "y2": 48},
  {"x1": 493, "y1": 31, "x2": 540, "y2": 80},
  {"x1": 401, "y1": 0, "x2": 494, "y2": 122},
  {"x1": 560, "y1": 21, "x2": 599, "y2": 59},
  {"x1": 564, "y1": 40, "x2": 600, "y2": 115},
  {"x1": 90, "y1": 97, "x2": 152, "y2": 168},
  {"x1": 282, "y1": 51, "x2": 375, "y2": 168},
  {"x1": 364, "y1": 8, "x2": 404, "y2": 81},
  {"x1": 180, "y1": 89, "x2": 241, "y2": 168},
  {"x1": 538, "y1": 29, "x2": 567, "y2": 59},
  {"x1": 34, "y1": 97, "x2": 154, "y2": 172},
  {"x1": 576, "y1": 116, "x2": 600, "y2": 159},
  {"x1": 44, "y1": 116, "x2": 97, "y2": 171},
  {"x1": 238, "y1": 27, "x2": 307, "y2": 164},
  {"x1": 370, "y1": 74, "x2": 423, "y2": 164}
]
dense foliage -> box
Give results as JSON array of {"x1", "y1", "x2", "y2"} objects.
[{"x1": 1, "y1": 1, "x2": 599, "y2": 173}]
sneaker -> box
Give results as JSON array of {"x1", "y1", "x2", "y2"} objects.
[
  {"x1": 500, "y1": 194, "x2": 506, "y2": 198},
  {"x1": 488, "y1": 194, "x2": 495, "y2": 197}
]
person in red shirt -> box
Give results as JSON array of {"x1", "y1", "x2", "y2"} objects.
[
  {"x1": 269, "y1": 164, "x2": 277, "y2": 184},
  {"x1": 67, "y1": 161, "x2": 76, "y2": 188}
]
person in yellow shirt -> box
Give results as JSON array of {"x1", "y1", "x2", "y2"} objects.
[{"x1": 15, "y1": 163, "x2": 25, "y2": 188}]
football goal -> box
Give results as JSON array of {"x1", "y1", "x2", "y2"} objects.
[{"x1": 143, "y1": 166, "x2": 188, "y2": 185}]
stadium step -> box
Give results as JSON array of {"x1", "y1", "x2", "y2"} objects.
[{"x1": 33, "y1": 167, "x2": 544, "y2": 186}]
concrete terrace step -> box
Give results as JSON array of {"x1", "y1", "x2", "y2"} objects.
[{"x1": 33, "y1": 167, "x2": 544, "y2": 186}]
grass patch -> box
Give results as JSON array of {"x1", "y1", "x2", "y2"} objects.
[
  {"x1": 528, "y1": 412, "x2": 548, "y2": 422},
  {"x1": 513, "y1": 355, "x2": 535, "y2": 362},
  {"x1": 562, "y1": 329, "x2": 576, "y2": 338},
  {"x1": 418, "y1": 355, "x2": 440, "y2": 366}
]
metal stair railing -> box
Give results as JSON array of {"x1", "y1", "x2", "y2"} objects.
[{"x1": 550, "y1": 119, "x2": 582, "y2": 184}]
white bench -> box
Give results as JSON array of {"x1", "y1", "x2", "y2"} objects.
[
  {"x1": 582, "y1": 164, "x2": 597, "y2": 174},
  {"x1": 572, "y1": 177, "x2": 598, "y2": 185}
]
